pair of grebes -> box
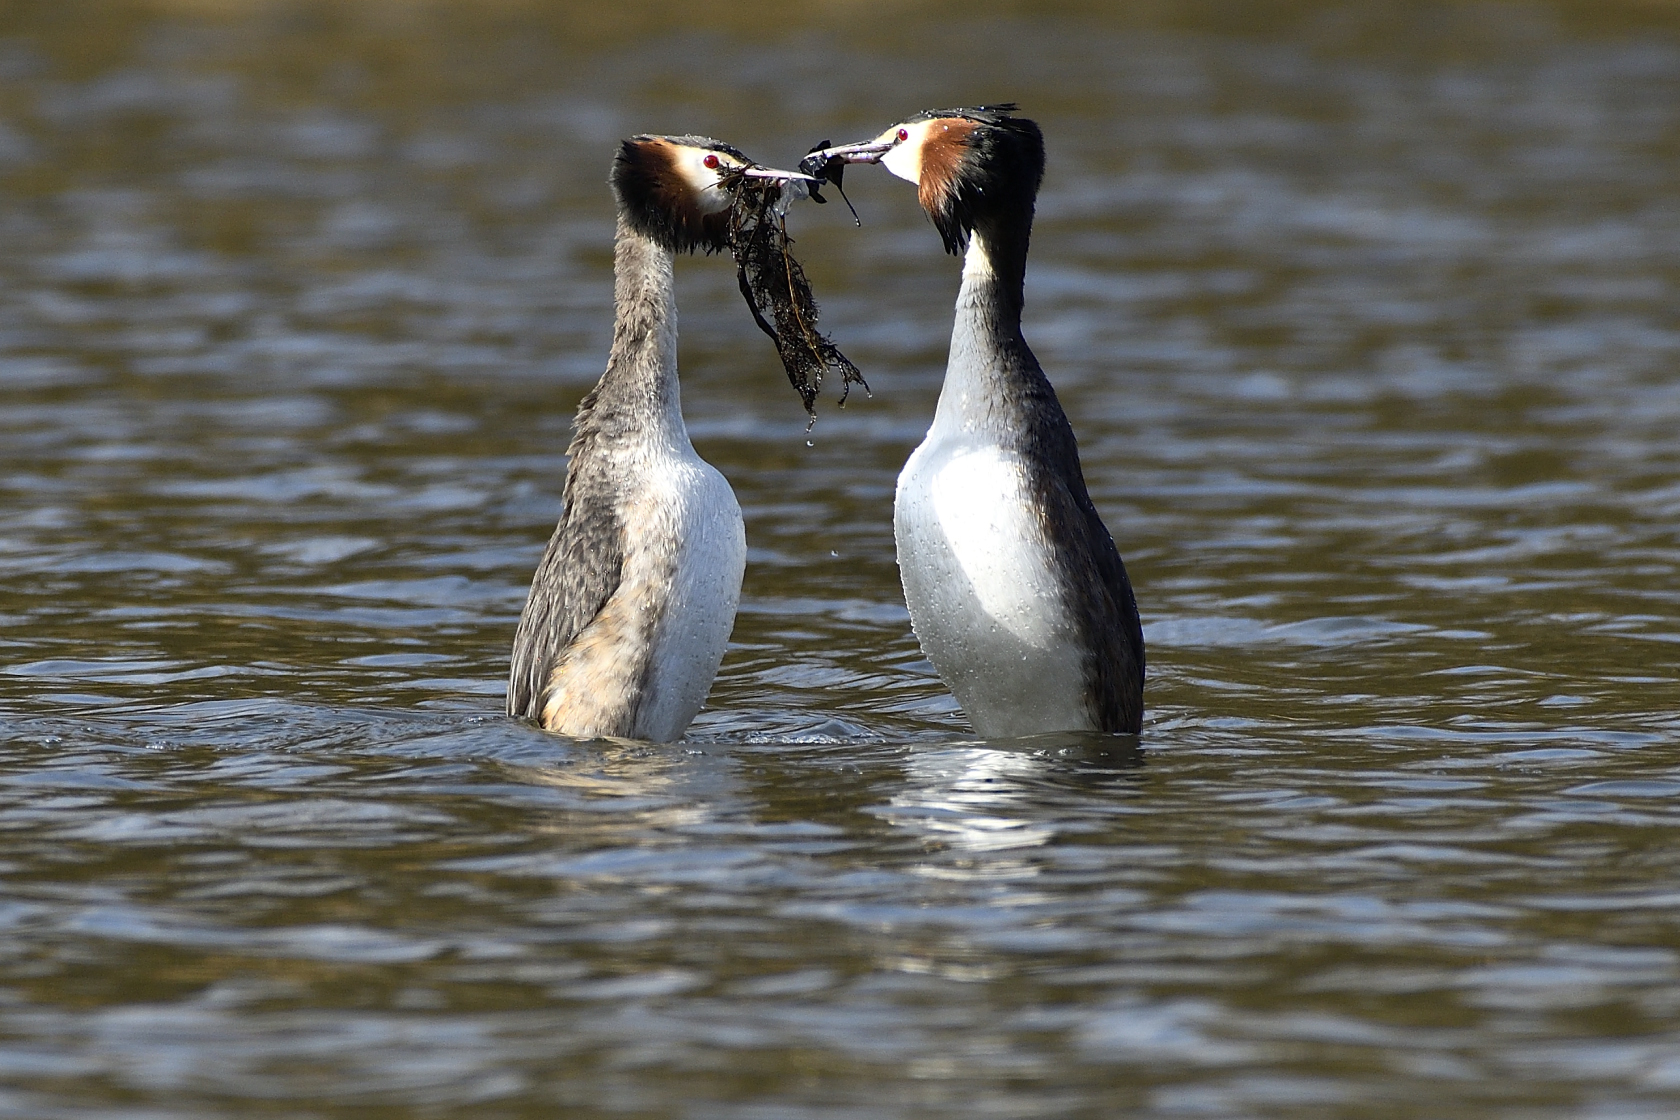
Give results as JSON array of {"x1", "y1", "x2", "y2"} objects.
[{"x1": 507, "y1": 107, "x2": 1145, "y2": 742}]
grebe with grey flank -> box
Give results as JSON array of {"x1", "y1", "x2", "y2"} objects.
[
  {"x1": 804, "y1": 108, "x2": 1145, "y2": 735},
  {"x1": 508, "y1": 136, "x2": 818, "y2": 741}
]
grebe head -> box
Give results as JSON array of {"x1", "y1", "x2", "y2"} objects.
[
  {"x1": 612, "y1": 135, "x2": 819, "y2": 255},
  {"x1": 801, "y1": 105, "x2": 1044, "y2": 256}
]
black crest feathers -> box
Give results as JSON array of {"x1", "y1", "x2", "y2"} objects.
[
  {"x1": 912, "y1": 105, "x2": 1044, "y2": 257},
  {"x1": 610, "y1": 135, "x2": 739, "y2": 255}
]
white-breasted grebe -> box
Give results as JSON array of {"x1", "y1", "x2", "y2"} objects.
[
  {"x1": 508, "y1": 135, "x2": 815, "y2": 741},
  {"x1": 804, "y1": 107, "x2": 1145, "y2": 736}
]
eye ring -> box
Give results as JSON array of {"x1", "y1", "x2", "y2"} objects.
[
  {"x1": 896, "y1": 128, "x2": 909, "y2": 142},
  {"x1": 703, "y1": 153, "x2": 720, "y2": 169}
]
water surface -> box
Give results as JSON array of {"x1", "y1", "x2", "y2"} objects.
[{"x1": 3, "y1": 2, "x2": 1680, "y2": 1115}]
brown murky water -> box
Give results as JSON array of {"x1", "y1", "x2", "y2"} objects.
[{"x1": 3, "y1": 2, "x2": 1680, "y2": 1116}]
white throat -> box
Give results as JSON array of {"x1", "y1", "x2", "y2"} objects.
[{"x1": 929, "y1": 237, "x2": 1003, "y2": 437}]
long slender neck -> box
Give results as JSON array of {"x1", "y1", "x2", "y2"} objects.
[
  {"x1": 578, "y1": 218, "x2": 688, "y2": 444},
  {"x1": 932, "y1": 217, "x2": 1040, "y2": 437}
]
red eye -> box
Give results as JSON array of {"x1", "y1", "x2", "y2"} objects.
[
  {"x1": 703, "y1": 153, "x2": 720, "y2": 169},
  {"x1": 897, "y1": 128, "x2": 909, "y2": 142}
]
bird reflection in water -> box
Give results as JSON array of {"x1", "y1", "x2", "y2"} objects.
[
  {"x1": 497, "y1": 739, "x2": 739, "y2": 839},
  {"x1": 877, "y1": 734, "x2": 1144, "y2": 856}
]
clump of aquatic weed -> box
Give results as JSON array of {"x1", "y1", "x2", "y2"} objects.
[{"x1": 727, "y1": 175, "x2": 867, "y2": 425}]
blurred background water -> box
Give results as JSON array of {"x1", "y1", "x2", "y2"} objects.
[{"x1": 2, "y1": 1, "x2": 1680, "y2": 1115}]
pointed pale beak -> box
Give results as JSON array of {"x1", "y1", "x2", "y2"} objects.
[
  {"x1": 802, "y1": 139, "x2": 894, "y2": 169},
  {"x1": 741, "y1": 165, "x2": 823, "y2": 183}
]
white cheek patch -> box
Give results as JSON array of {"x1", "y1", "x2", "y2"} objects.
[
  {"x1": 669, "y1": 147, "x2": 733, "y2": 214},
  {"x1": 880, "y1": 120, "x2": 933, "y2": 184}
]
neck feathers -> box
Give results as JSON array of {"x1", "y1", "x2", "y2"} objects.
[
  {"x1": 572, "y1": 219, "x2": 686, "y2": 448},
  {"x1": 937, "y1": 233, "x2": 1050, "y2": 436},
  {"x1": 962, "y1": 223, "x2": 1029, "y2": 327}
]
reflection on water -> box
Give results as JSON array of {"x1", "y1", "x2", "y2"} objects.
[
  {"x1": 4, "y1": 1, "x2": 1680, "y2": 1116},
  {"x1": 888, "y1": 736, "x2": 1145, "y2": 853}
]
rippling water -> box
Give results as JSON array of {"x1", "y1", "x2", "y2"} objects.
[{"x1": 4, "y1": 2, "x2": 1680, "y2": 1115}]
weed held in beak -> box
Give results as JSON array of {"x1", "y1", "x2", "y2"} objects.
[{"x1": 725, "y1": 171, "x2": 867, "y2": 424}]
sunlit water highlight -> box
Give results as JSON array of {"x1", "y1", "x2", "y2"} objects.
[{"x1": 2, "y1": 3, "x2": 1680, "y2": 1115}]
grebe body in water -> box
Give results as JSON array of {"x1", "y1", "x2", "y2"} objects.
[
  {"x1": 509, "y1": 136, "x2": 806, "y2": 741},
  {"x1": 805, "y1": 109, "x2": 1145, "y2": 735}
]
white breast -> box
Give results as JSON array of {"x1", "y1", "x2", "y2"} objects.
[
  {"x1": 630, "y1": 444, "x2": 746, "y2": 742},
  {"x1": 894, "y1": 436, "x2": 1090, "y2": 737}
]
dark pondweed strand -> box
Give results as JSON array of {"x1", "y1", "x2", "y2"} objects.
[
  {"x1": 726, "y1": 175, "x2": 867, "y2": 423},
  {"x1": 803, "y1": 139, "x2": 863, "y2": 226}
]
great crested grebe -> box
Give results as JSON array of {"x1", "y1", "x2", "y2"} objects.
[
  {"x1": 804, "y1": 107, "x2": 1145, "y2": 736},
  {"x1": 508, "y1": 135, "x2": 815, "y2": 741}
]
